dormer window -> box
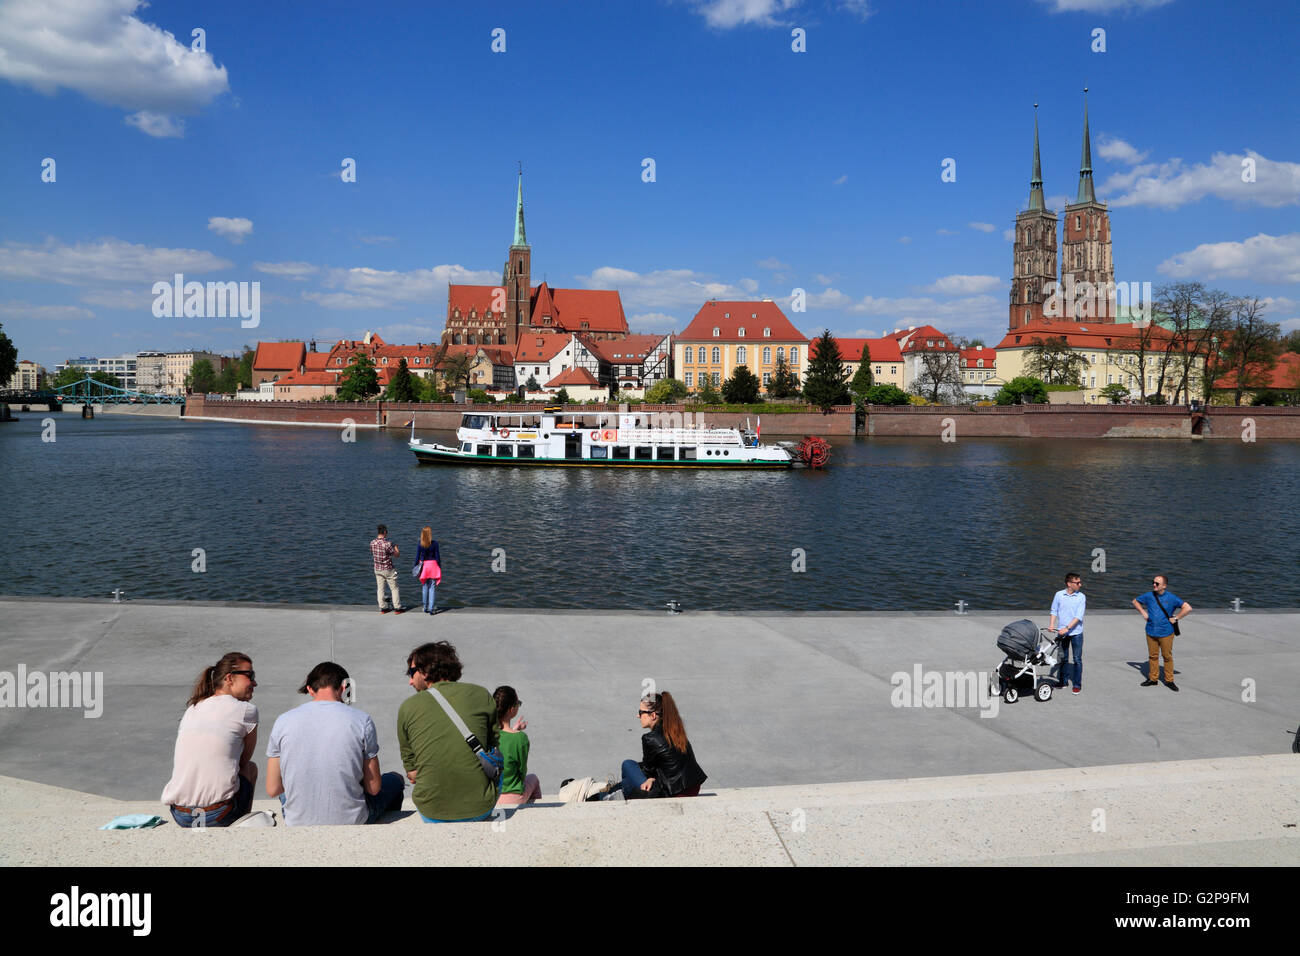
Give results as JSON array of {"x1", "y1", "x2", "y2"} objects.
[
  {"x1": 763, "y1": 328, "x2": 771, "y2": 338},
  {"x1": 977, "y1": 359, "x2": 984, "y2": 368},
  {"x1": 723, "y1": 312, "x2": 730, "y2": 318},
  {"x1": 712, "y1": 327, "x2": 720, "y2": 337},
  {"x1": 738, "y1": 327, "x2": 746, "y2": 337}
]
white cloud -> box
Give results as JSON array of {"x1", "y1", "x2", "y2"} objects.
[
  {"x1": 833, "y1": 174, "x2": 848, "y2": 185},
  {"x1": 1003, "y1": 228, "x2": 1016, "y2": 242},
  {"x1": 756, "y1": 257, "x2": 790, "y2": 271},
  {"x1": 803, "y1": 288, "x2": 854, "y2": 309},
  {"x1": 0, "y1": 0, "x2": 229, "y2": 137},
  {"x1": 207, "y1": 217, "x2": 253, "y2": 244},
  {"x1": 305, "y1": 264, "x2": 498, "y2": 310},
  {"x1": 0, "y1": 300, "x2": 94, "y2": 320},
  {"x1": 968, "y1": 222, "x2": 996, "y2": 233},
  {"x1": 897, "y1": 236, "x2": 912, "y2": 244},
  {"x1": 921, "y1": 275, "x2": 1002, "y2": 295},
  {"x1": 738, "y1": 278, "x2": 759, "y2": 293},
  {"x1": 576, "y1": 266, "x2": 749, "y2": 311},
  {"x1": 79, "y1": 288, "x2": 154, "y2": 309},
  {"x1": 374, "y1": 322, "x2": 439, "y2": 341},
  {"x1": 0, "y1": 237, "x2": 233, "y2": 285},
  {"x1": 1101, "y1": 150, "x2": 1300, "y2": 209},
  {"x1": 838, "y1": 0, "x2": 874, "y2": 21},
  {"x1": 1046, "y1": 194, "x2": 1070, "y2": 211},
  {"x1": 628, "y1": 311, "x2": 682, "y2": 333},
  {"x1": 936, "y1": 228, "x2": 958, "y2": 236},
  {"x1": 813, "y1": 273, "x2": 838, "y2": 285},
  {"x1": 254, "y1": 261, "x2": 318, "y2": 279},
  {"x1": 692, "y1": 0, "x2": 802, "y2": 29},
  {"x1": 1157, "y1": 233, "x2": 1300, "y2": 283},
  {"x1": 358, "y1": 234, "x2": 397, "y2": 245},
  {"x1": 1037, "y1": 0, "x2": 1172, "y2": 11},
  {"x1": 1096, "y1": 136, "x2": 1149, "y2": 165},
  {"x1": 126, "y1": 111, "x2": 184, "y2": 138}
]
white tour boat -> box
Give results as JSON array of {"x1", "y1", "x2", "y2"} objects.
[{"x1": 409, "y1": 406, "x2": 829, "y2": 469}]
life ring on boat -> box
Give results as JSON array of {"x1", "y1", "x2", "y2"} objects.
[
  {"x1": 601, "y1": 429, "x2": 616, "y2": 442},
  {"x1": 500, "y1": 428, "x2": 510, "y2": 438},
  {"x1": 589, "y1": 430, "x2": 600, "y2": 441}
]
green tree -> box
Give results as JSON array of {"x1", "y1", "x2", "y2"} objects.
[
  {"x1": 849, "y1": 343, "x2": 873, "y2": 397},
  {"x1": 337, "y1": 352, "x2": 379, "y2": 401},
  {"x1": 51, "y1": 365, "x2": 88, "y2": 389},
  {"x1": 554, "y1": 387, "x2": 572, "y2": 405},
  {"x1": 467, "y1": 388, "x2": 492, "y2": 404},
  {"x1": 695, "y1": 373, "x2": 722, "y2": 404},
  {"x1": 438, "y1": 351, "x2": 475, "y2": 393},
  {"x1": 236, "y1": 346, "x2": 255, "y2": 389},
  {"x1": 90, "y1": 370, "x2": 123, "y2": 389},
  {"x1": 994, "y1": 376, "x2": 1048, "y2": 405},
  {"x1": 385, "y1": 358, "x2": 418, "y2": 402},
  {"x1": 523, "y1": 373, "x2": 541, "y2": 392},
  {"x1": 187, "y1": 360, "x2": 218, "y2": 394},
  {"x1": 802, "y1": 330, "x2": 851, "y2": 412},
  {"x1": 861, "y1": 383, "x2": 910, "y2": 405},
  {"x1": 1098, "y1": 382, "x2": 1130, "y2": 404},
  {"x1": 644, "y1": 377, "x2": 687, "y2": 403},
  {"x1": 721, "y1": 365, "x2": 762, "y2": 404},
  {"x1": 1280, "y1": 329, "x2": 1300, "y2": 355},
  {"x1": 417, "y1": 375, "x2": 446, "y2": 402},
  {"x1": 769, "y1": 355, "x2": 801, "y2": 399},
  {"x1": 0, "y1": 324, "x2": 17, "y2": 387},
  {"x1": 1025, "y1": 336, "x2": 1089, "y2": 385},
  {"x1": 217, "y1": 362, "x2": 240, "y2": 394},
  {"x1": 1221, "y1": 297, "x2": 1281, "y2": 405}
]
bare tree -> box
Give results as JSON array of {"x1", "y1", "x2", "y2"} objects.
[
  {"x1": 1222, "y1": 297, "x2": 1281, "y2": 405},
  {"x1": 911, "y1": 349, "x2": 965, "y2": 404},
  {"x1": 1025, "y1": 336, "x2": 1089, "y2": 385}
]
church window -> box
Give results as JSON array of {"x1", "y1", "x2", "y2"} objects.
[
  {"x1": 1024, "y1": 309, "x2": 1030, "y2": 324},
  {"x1": 467, "y1": 335, "x2": 476, "y2": 345},
  {"x1": 1075, "y1": 215, "x2": 1081, "y2": 230}
]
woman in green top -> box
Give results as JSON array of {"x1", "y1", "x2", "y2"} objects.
[{"x1": 492, "y1": 686, "x2": 541, "y2": 805}]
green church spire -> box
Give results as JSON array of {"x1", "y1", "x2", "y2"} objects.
[
  {"x1": 1029, "y1": 103, "x2": 1045, "y2": 211},
  {"x1": 512, "y1": 168, "x2": 528, "y2": 247},
  {"x1": 1076, "y1": 89, "x2": 1097, "y2": 204}
]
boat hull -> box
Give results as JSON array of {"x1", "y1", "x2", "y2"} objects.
[{"x1": 410, "y1": 443, "x2": 793, "y2": 469}]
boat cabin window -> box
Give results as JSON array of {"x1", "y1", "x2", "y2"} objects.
[
  {"x1": 460, "y1": 442, "x2": 472, "y2": 453},
  {"x1": 680, "y1": 447, "x2": 697, "y2": 460},
  {"x1": 634, "y1": 447, "x2": 653, "y2": 461},
  {"x1": 589, "y1": 446, "x2": 607, "y2": 459},
  {"x1": 495, "y1": 444, "x2": 513, "y2": 458},
  {"x1": 517, "y1": 445, "x2": 535, "y2": 459},
  {"x1": 612, "y1": 446, "x2": 630, "y2": 460},
  {"x1": 655, "y1": 446, "x2": 675, "y2": 461},
  {"x1": 463, "y1": 414, "x2": 489, "y2": 430}
]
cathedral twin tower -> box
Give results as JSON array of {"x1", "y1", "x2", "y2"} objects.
[{"x1": 1009, "y1": 94, "x2": 1115, "y2": 332}]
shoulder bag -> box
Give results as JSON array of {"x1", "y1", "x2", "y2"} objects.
[
  {"x1": 426, "y1": 686, "x2": 503, "y2": 788},
  {"x1": 1152, "y1": 592, "x2": 1180, "y2": 636}
]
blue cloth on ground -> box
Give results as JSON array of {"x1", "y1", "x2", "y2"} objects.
[{"x1": 99, "y1": 814, "x2": 164, "y2": 830}]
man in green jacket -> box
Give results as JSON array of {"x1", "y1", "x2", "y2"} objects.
[{"x1": 398, "y1": 641, "x2": 499, "y2": 822}]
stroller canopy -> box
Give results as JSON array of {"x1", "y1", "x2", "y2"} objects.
[{"x1": 997, "y1": 619, "x2": 1040, "y2": 659}]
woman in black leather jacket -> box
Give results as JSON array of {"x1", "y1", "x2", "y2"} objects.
[{"x1": 618, "y1": 691, "x2": 707, "y2": 799}]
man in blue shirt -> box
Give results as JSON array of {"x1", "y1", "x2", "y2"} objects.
[
  {"x1": 1132, "y1": 575, "x2": 1192, "y2": 691},
  {"x1": 1050, "y1": 572, "x2": 1086, "y2": 694}
]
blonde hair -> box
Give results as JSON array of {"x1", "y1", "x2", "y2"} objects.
[{"x1": 420, "y1": 526, "x2": 432, "y2": 548}]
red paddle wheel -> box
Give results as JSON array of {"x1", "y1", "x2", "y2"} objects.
[{"x1": 797, "y1": 435, "x2": 830, "y2": 469}]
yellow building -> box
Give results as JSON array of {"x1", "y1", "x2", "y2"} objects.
[
  {"x1": 675, "y1": 300, "x2": 807, "y2": 393},
  {"x1": 995, "y1": 321, "x2": 1206, "y2": 403}
]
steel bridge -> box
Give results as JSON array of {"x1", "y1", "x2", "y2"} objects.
[{"x1": 49, "y1": 379, "x2": 185, "y2": 405}]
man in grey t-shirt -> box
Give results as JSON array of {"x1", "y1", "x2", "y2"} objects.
[{"x1": 266, "y1": 662, "x2": 404, "y2": 825}]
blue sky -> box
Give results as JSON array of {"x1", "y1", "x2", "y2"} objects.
[{"x1": 2, "y1": 0, "x2": 1298, "y2": 367}]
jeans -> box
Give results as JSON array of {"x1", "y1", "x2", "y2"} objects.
[
  {"x1": 421, "y1": 580, "x2": 437, "y2": 613},
  {"x1": 169, "y1": 773, "x2": 253, "y2": 828},
  {"x1": 419, "y1": 806, "x2": 497, "y2": 823},
  {"x1": 1057, "y1": 633, "x2": 1083, "y2": 688},
  {"x1": 620, "y1": 758, "x2": 649, "y2": 799},
  {"x1": 366, "y1": 771, "x2": 405, "y2": 823}
]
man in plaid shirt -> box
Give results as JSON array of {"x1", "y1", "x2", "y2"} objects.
[{"x1": 370, "y1": 524, "x2": 403, "y2": 614}]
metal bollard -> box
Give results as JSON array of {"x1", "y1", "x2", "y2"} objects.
[
  {"x1": 112, "y1": 588, "x2": 126, "y2": 603},
  {"x1": 1230, "y1": 598, "x2": 1243, "y2": 612},
  {"x1": 954, "y1": 600, "x2": 969, "y2": 615}
]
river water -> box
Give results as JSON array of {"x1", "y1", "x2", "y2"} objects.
[{"x1": 2, "y1": 413, "x2": 1297, "y2": 611}]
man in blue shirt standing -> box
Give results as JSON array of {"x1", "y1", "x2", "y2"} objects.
[
  {"x1": 1132, "y1": 574, "x2": 1192, "y2": 691},
  {"x1": 1050, "y1": 572, "x2": 1086, "y2": 694}
]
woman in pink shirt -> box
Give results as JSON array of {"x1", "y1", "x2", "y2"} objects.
[{"x1": 161, "y1": 652, "x2": 259, "y2": 827}]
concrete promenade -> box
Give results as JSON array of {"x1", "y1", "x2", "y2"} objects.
[{"x1": 1, "y1": 600, "x2": 1297, "y2": 865}]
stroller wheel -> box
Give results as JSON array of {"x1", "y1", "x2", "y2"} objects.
[
  {"x1": 1035, "y1": 682, "x2": 1053, "y2": 702},
  {"x1": 1004, "y1": 687, "x2": 1019, "y2": 704}
]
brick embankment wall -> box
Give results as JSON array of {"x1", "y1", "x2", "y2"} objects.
[
  {"x1": 184, "y1": 395, "x2": 382, "y2": 426},
  {"x1": 865, "y1": 405, "x2": 1300, "y2": 439}
]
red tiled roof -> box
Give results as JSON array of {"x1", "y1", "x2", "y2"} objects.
[
  {"x1": 811, "y1": 336, "x2": 903, "y2": 363},
  {"x1": 514, "y1": 334, "x2": 570, "y2": 363},
  {"x1": 253, "y1": 341, "x2": 305, "y2": 371},
  {"x1": 960, "y1": 346, "x2": 997, "y2": 367},
  {"x1": 678, "y1": 301, "x2": 806, "y2": 343},
  {"x1": 478, "y1": 347, "x2": 517, "y2": 366},
  {"x1": 1213, "y1": 351, "x2": 1300, "y2": 390},
  {"x1": 589, "y1": 333, "x2": 667, "y2": 364},
  {"x1": 896, "y1": 326, "x2": 957, "y2": 353},
  {"x1": 303, "y1": 352, "x2": 330, "y2": 371},
  {"x1": 275, "y1": 371, "x2": 338, "y2": 387},
  {"x1": 540, "y1": 287, "x2": 628, "y2": 335},
  {"x1": 545, "y1": 367, "x2": 601, "y2": 387},
  {"x1": 447, "y1": 286, "x2": 502, "y2": 317},
  {"x1": 994, "y1": 321, "x2": 1175, "y2": 351}
]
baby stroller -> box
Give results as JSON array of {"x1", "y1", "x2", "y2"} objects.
[{"x1": 989, "y1": 619, "x2": 1059, "y2": 704}]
